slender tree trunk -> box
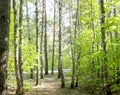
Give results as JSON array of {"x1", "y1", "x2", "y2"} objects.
[
  {"x1": 75, "y1": 52, "x2": 81, "y2": 87},
  {"x1": 100, "y1": 0, "x2": 108, "y2": 82},
  {"x1": 0, "y1": 0, "x2": 10, "y2": 94},
  {"x1": 51, "y1": 0, "x2": 56, "y2": 75},
  {"x1": 58, "y1": 0, "x2": 65, "y2": 88},
  {"x1": 115, "y1": 33, "x2": 120, "y2": 84},
  {"x1": 40, "y1": 8, "x2": 44, "y2": 79},
  {"x1": 97, "y1": 42, "x2": 100, "y2": 79},
  {"x1": 40, "y1": 34, "x2": 44, "y2": 79},
  {"x1": 75, "y1": 0, "x2": 81, "y2": 88},
  {"x1": 26, "y1": 1, "x2": 31, "y2": 42},
  {"x1": 13, "y1": 0, "x2": 23, "y2": 94},
  {"x1": 43, "y1": 0, "x2": 49, "y2": 75},
  {"x1": 35, "y1": 0, "x2": 41, "y2": 85},
  {"x1": 90, "y1": 2, "x2": 95, "y2": 73},
  {"x1": 26, "y1": 0, "x2": 34, "y2": 79},
  {"x1": 100, "y1": 2, "x2": 111, "y2": 95},
  {"x1": 114, "y1": 8, "x2": 120, "y2": 84},
  {"x1": 71, "y1": 0, "x2": 79, "y2": 89},
  {"x1": 19, "y1": 0, "x2": 24, "y2": 87},
  {"x1": 57, "y1": 0, "x2": 61, "y2": 79},
  {"x1": 69, "y1": 0, "x2": 74, "y2": 82}
]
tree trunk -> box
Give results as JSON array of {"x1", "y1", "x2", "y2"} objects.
[
  {"x1": 97, "y1": 42, "x2": 100, "y2": 79},
  {"x1": 100, "y1": 3, "x2": 109, "y2": 95},
  {"x1": 51, "y1": 0, "x2": 56, "y2": 75},
  {"x1": 0, "y1": 0, "x2": 10, "y2": 94},
  {"x1": 90, "y1": 1, "x2": 95, "y2": 73},
  {"x1": 114, "y1": 8, "x2": 120, "y2": 84},
  {"x1": 71, "y1": 0, "x2": 79, "y2": 89},
  {"x1": 40, "y1": 9, "x2": 44, "y2": 79},
  {"x1": 26, "y1": 0, "x2": 34, "y2": 79},
  {"x1": 75, "y1": 52, "x2": 81, "y2": 87},
  {"x1": 43, "y1": 0, "x2": 49, "y2": 75},
  {"x1": 35, "y1": 0, "x2": 41, "y2": 85},
  {"x1": 19, "y1": 0, "x2": 24, "y2": 87},
  {"x1": 69, "y1": 1, "x2": 74, "y2": 83},
  {"x1": 58, "y1": 0, "x2": 65, "y2": 88},
  {"x1": 68, "y1": 0, "x2": 74, "y2": 84},
  {"x1": 13, "y1": 0, "x2": 23, "y2": 94},
  {"x1": 100, "y1": 0, "x2": 108, "y2": 82}
]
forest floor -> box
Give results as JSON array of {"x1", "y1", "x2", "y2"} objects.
[
  {"x1": 8, "y1": 69, "x2": 120, "y2": 95},
  {"x1": 25, "y1": 75, "x2": 81, "y2": 95},
  {"x1": 8, "y1": 69, "x2": 88, "y2": 95}
]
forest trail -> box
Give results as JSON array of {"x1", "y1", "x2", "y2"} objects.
[
  {"x1": 9, "y1": 69, "x2": 79, "y2": 95},
  {"x1": 9, "y1": 69, "x2": 98, "y2": 95},
  {"x1": 25, "y1": 70, "x2": 80, "y2": 95},
  {"x1": 25, "y1": 75, "x2": 68, "y2": 95},
  {"x1": 9, "y1": 73, "x2": 119, "y2": 95}
]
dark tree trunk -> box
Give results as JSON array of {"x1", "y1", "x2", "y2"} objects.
[
  {"x1": 51, "y1": 0, "x2": 56, "y2": 75},
  {"x1": 43, "y1": 0, "x2": 49, "y2": 75},
  {"x1": 90, "y1": 1, "x2": 95, "y2": 73},
  {"x1": 19, "y1": 0, "x2": 24, "y2": 87},
  {"x1": 75, "y1": 52, "x2": 81, "y2": 87},
  {"x1": 0, "y1": 0, "x2": 10, "y2": 94},
  {"x1": 35, "y1": 0, "x2": 41, "y2": 85},
  {"x1": 100, "y1": 0, "x2": 108, "y2": 81},
  {"x1": 26, "y1": 0, "x2": 34, "y2": 79}
]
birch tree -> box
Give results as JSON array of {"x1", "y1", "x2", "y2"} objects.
[
  {"x1": 13, "y1": 0, "x2": 23, "y2": 94},
  {"x1": 100, "y1": 0, "x2": 108, "y2": 82},
  {"x1": 51, "y1": 0, "x2": 56, "y2": 75},
  {"x1": 58, "y1": 0, "x2": 65, "y2": 88},
  {"x1": 19, "y1": 0, "x2": 24, "y2": 87},
  {"x1": 26, "y1": 0, "x2": 34, "y2": 79}
]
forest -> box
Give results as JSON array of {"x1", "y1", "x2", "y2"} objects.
[{"x1": 0, "y1": 0, "x2": 120, "y2": 95}]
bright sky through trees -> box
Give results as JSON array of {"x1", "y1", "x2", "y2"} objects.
[{"x1": 24, "y1": 0, "x2": 70, "y2": 27}]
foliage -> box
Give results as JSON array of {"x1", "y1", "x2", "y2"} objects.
[
  {"x1": 23, "y1": 39, "x2": 38, "y2": 72},
  {"x1": 8, "y1": 0, "x2": 120, "y2": 94}
]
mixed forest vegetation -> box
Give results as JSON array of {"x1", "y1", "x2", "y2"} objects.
[{"x1": 0, "y1": 0, "x2": 120, "y2": 95}]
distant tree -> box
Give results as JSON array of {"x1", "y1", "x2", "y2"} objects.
[
  {"x1": 26, "y1": 0, "x2": 34, "y2": 79},
  {"x1": 0, "y1": 0, "x2": 10, "y2": 94},
  {"x1": 51, "y1": 0, "x2": 56, "y2": 75},
  {"x1": 40, "y1": 1, "x2": 44, "y2": 79},
  {"x1": 43, "y1": 0, "x2": 49, "y2": 75},
  {"x1": 35, "y1": 0, "x2": 41, "y2": 85},
  {"x1": 90, "y1": 0, "x2": 95, "y2": 73}
]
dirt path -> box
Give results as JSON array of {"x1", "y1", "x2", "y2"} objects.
[
  {"x1": 9, "y1": 69, "x2": 81, "y2": 95},
  {"x1": 9, "y1": 70, "x2": 120, "y2": 95},
  {"x1": 25, "y1": 75, "x2": 80, "y2": 95}
]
